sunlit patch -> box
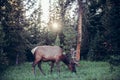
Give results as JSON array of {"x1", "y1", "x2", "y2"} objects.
[
  {"x1": 52, "y1": 22, "x2": 59, "y2": 31},
  {"x1": 52, "y1": 23, "x2": 58, "y2": 29}
]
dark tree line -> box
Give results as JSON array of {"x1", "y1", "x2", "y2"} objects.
[{"x1": 81, "y1": 0, "x2": 120, "y2": 65}]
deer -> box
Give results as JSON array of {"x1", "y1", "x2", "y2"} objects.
[{"x1": 31, "y1": 46, "x2": 76, "y2": 75}]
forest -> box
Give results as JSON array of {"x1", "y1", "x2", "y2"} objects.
[{"x1": 0, "y1": 0, "x2": 120, "y2": 80}]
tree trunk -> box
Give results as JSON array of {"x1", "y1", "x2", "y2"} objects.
[
  {"x1": 16, "y1": 54, "x2": 19, "y2": 65},
  {"x1": 76, "y1": 0, "x2": 83, "y2": 61}
]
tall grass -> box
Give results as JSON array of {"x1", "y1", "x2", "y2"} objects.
[{"x1": 1, "y1": 61, "x2": 120, "y2": 80}]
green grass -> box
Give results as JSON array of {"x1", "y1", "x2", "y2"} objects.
[{"x1": 1, "y1": 61, "x2": 120, "y2": 80}]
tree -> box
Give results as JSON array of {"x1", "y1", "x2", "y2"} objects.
[
  {"x1": 1, "y1": 0, "x2": 27, "y2": 65},
  {"x1": 86, "y1": 0, "x2": 105, "y2": 60},
  {"x1": 101, "y1": 0, "x2": 120, "y2": 66},
  {"x1": 84, "y1": 0, "x2": 120, "y2": 62},
  {"x1": 0, "y1": 23, "x2": 8, "y2": 72},
  {"x1": 58, "y1": 0, "x2": 77, "y2": 51},
  {"x1": 76, "y1": 0, "x2": 83, "y2": 61}
]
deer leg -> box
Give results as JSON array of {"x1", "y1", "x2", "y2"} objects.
[
  {"x1": 56, "y1": 61, "x2": 60, "y2": 73},
  {"x1": 50, "y1": 61, "x2": 55, "y2": 73},
  {"x1": 32, "y1": 61, "x2": 39, "y2": 76},
  {"x1": 38, "y1": 61, "x2": 45, "y2": 75}
]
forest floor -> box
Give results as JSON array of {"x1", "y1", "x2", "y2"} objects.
[{"x1": 1, "y1": 61, "x2": 120, "y2": 80}]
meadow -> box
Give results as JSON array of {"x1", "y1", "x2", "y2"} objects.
[{"x1": 1, "y1": 61, "x2": 120, "y2": 80}]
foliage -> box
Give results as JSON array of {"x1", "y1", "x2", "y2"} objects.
[
  {"x1": 101, "y1": 0, "x2": 120, "y2": 66},
  {"x1": 0, "y1": 24, "x2": 8, "y2": 72},
  {"x1": 62, "y1": 25, "x2": 77, "y2": 52},
  {"x1": 54, "y1": 34, "x2": 60, "y2": 46},
  {"x1": 84, "y1": 0, "x2": 120, "y2": 62},
  {"x1": 0, "y1": 0, "x2": 27, "y2": 66}
]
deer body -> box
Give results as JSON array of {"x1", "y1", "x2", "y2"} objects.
[{"x1": 31, "y1": 46, "x2": 76, "y2": 75}]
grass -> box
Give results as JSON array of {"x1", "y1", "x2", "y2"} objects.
[{"x1": 0, "y1": 61, "x2": 120, "y2": 80}]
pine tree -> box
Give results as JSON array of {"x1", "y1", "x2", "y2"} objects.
[
  {"x1": 0, "y1": 24, "x2": 8, "y2": 71},
  {"x1": 101, "y1": 0, "x2": 120, "y2": 66},
  {"x1": 1, "y1": 0, "x2": 27, "y2": 65}
]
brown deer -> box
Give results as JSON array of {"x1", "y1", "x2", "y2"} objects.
[{"x1": 31, "y1": 46, "x2": 76, "y2": 75}]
